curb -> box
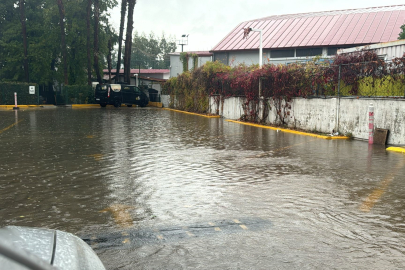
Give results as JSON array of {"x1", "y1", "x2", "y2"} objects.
[
  {"x1": 225, "y1": 120, "x2": 349, "y2": 140},
  {"x1": 386, "y1": 147, "x2": 405, "y2": 154},
  {"x1": 163, "y1": 108, "x2": 221, "y2": 118}
]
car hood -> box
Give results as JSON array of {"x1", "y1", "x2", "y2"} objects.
[{"x1": 0, "y1": 226, "x2": 105, "y2": 270}]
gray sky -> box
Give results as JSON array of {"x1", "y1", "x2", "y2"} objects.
[{"x1": 109, "y1": 0, "x2": 405, "y2": 52}]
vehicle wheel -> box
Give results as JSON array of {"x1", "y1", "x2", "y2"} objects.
[
  {"x1": 127, "y1": 104, "x2": 132, "y2": 107},
  {"x1": 114, "y1": 100, "x2": 121, "y2": 108},
  {"x1": 100, "y1": 103, "x2": 107, "y2": 107}
]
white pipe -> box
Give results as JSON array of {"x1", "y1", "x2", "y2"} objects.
[{"x1": 250, "y1": 28, "x2": 263, "y2": 68}]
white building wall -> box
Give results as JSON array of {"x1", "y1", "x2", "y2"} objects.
[
  {"x1": 170, "y1": 55, "x2": 183, "y2": 78},
  {"x1": 170, "y1": 55, "x2": 213, "y2": 77},
  {"x1": 228, "y1": 51, "x2": 270, "y2": 66}
]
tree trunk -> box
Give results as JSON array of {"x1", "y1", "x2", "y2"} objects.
[
  {"x1": 115, "y1": 0, "x2": 127, "y2": 83},
  {"x1": 93, "y1": 0, "x2": 102, "y2": 83},
  {"x1": 108, "y1": 39, "x2": 112, "y2": 84},
  {"x1": 86, "y1": 0, "x2": 92, "y2": 85},
  {"x1": 19, "y1": 0, "x2": 29, "y2": 82},
  {"x1": 56, "y1": 0, "x2": 68, "y2": 85},
  {"x1": 124, "y1": 0, "x2": 136, "y2": 84}
]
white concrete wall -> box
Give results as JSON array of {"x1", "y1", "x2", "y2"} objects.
[
  {"x1": 161, "y1": 95, "x2": 170, "y2": 108},
  {"x1": 209, "y1": 96, "x2": 405, "y2": 145}
]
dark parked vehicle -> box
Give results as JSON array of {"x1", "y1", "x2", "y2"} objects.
[
  {"x1": 95, "y1": 84, "x2": 149, "y2": 108},
  {"x1": 121, "y1": 85, "x2": 149, "y2": 107}
]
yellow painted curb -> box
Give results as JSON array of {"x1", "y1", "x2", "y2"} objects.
[
  {"x1": 148, "y1": 102, "x2": 163, "y2": 108},
  {"x1": 225, "y1": 120, "x2": 349, "y2": 140},
  {"x1": 0, "y1": 105, "x2": 43, "y2": 108},
  {"x1": 163, "y1": 108, "x2": 221, "y2": 118},
  {"x1": 386, "y1": 147, "x2": 405, "y2": 154}
]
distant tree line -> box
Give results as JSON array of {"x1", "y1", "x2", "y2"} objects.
[{"x1": 130, "y1": 31, "x2": 177, "y2": 70}]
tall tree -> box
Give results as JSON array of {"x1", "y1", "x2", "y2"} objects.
[
  {"x1": 107, "y1": 38, "x2": 112, "y2": 83},
  {"x1": 124, "y1": 0, "x2": 136, "y2": 83},
  {"x1": 56, "y1": 0, "x2": 68, "y2": 85},
  {"x1": 19, "y1": 0, "x2": 29, "y2": 82},
  {"x1": 131, "y1": 32, "x2": 177, "y2": 69},
  {"x1": 86, "y1": 0, "x2": 92, "y2": 85},
  {"x1": 115, "y1": 0, "x2": 126, "y2": 83},
  {"x1": 93, "y1": 0, "x2": 102, "y2": 83}
]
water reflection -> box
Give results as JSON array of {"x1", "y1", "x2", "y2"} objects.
[{"x1": 0, "y1": 107, "x2": 405, "y2": 269}]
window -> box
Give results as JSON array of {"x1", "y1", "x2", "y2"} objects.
[
  {"x1": 296, "y1": 48, "x2": 323, "y2": 57},
  {"x1": 214, "y1": 53, "x2": 229, "y2": 65},
  {"x1": 327, "y1": 47, "x2": 338, "y2": 56},
  {"x1": 270, "y1": 49, "x2": 295, "y2": 58}
]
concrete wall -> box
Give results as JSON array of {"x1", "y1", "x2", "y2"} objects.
[
  {"x1": 161, "y1": 95, "x2": 170, "y2": 108},
  {"x1": 209, "y1": 96, "x2": 405, "y2": 145}
]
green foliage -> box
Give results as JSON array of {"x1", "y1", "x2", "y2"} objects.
[
  {"x1": 191, "y1": 53, "x2": 198, "y2": 70},
  {"x1": 131, "y1": 31, "x2": 176, "y2": 69},
  {"x1": 58, "y1": 85, "x2": 94, "y2": 104},
  {"x1": 164, "y1": 52, "x2": 405, "y2": 120},
  {"x1": 163, "y1": 61, "x2": 231, "y2": 113},
  {"x1": 0, "y1": 0, "x2": 118, "y2": 86},
  {"x1": 399, "y1": 24, "x2": 405, "y2": 40},
  {"x1": 0, "y1": 82, "x2": 39, "y2": 105},
  {"x1": 180, "y1": 52, "x2": 189, "y2": 72}
]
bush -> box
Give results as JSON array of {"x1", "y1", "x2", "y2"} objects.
[{"x1": 0, "y1": 82, "x2": 39, "y2": 105}]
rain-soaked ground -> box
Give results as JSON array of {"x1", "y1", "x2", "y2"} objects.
[{"x1": 1, "y1": 106, "x2": 405, "y2": 269}]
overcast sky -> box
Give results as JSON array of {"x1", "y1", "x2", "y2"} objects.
[{"x1": 109, "y1": 0, "x2": 405, "y2": 52}]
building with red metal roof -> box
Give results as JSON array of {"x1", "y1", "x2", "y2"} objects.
[{"x1": 211, "y1": 5, "x2": 405, "y2": 66}]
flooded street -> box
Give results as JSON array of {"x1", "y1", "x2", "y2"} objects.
[{"x1": 1, "y1": 107, "x2": 405, "y2": 269}]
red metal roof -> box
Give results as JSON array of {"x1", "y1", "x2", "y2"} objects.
[
  {"x1": 212, "y1": 5, "x2": 405, "y2": 51},
  {"x1": 103, "y1": 69, "x2": 169, "y2": 74}
]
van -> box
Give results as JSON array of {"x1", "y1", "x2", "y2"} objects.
[
  {"x1": 95, "y1": 84, "x2": 122, "y2": 107},
  {"x1": 95, "y1": 84, "x2": 149, "y2": 107},
  {"x1": 121, "y1": 85, "x2": 149, "y2": 107}
]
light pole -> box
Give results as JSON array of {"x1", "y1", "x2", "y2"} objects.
[
  {"x1": 243, "y1": 27, "x2": 263, "y2": 96},
  {"x1": 243, "y1": 28, "x2": 262, "y2": 67}
]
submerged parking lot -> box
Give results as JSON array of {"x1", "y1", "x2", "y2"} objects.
[{"x1": 1, "y1": 107, "x2": 405, "y2": 269}]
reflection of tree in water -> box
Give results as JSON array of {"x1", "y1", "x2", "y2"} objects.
[{"x1": 100, "y1": 111, "x2": 154, "y2": 227}]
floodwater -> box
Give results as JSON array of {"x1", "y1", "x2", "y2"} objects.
[{"x1": 1, "y1": 107, "x2": 405, "y2": 269}]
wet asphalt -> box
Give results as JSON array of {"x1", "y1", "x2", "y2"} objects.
[{"x1": 1, "y1": 106, "x2": 405, "y2": 269}]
